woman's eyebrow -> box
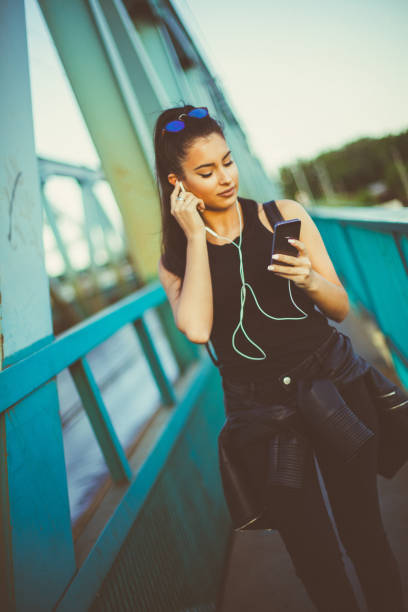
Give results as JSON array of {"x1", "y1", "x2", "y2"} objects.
[{"x1": 194, "y1": 150, "x2": 231, "y2": 171}]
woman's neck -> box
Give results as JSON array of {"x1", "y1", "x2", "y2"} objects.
[{"x1": 202, "y1": 198, "x2": 243, "y2": 240}]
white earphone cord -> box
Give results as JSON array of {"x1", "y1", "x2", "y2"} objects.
[{"x1": 204, "y1": 197, "x2": 308, "y2": 360}]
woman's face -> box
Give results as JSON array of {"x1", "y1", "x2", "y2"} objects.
[{"x1": 168, "y1": 132, "x2": 239, "y2": 208}]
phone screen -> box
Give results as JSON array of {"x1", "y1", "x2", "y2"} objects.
[{"x1": 270, "y1": 219, "x2": 301, "y2": 266}]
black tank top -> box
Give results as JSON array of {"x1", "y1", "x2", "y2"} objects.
[{"x1": 206, "y1": 197, "x2": 333, "y2": 382}]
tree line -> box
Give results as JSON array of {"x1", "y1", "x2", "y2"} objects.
[{"x1": 278, "y1": 127, "x2": 408, "y2": 206}]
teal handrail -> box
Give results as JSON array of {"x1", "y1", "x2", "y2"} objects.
[
  {"x1": 0, "y1": 281, "x2": 171, "y2": 415},
  {"x1": 310, "y1": 205, "x2": 408, "y2": 386},
  {"x1": 0, "y1": 277, "x2": 225, "y2": 612},
  {"x1": 0, "y1": 282, "x2": 184, "y2": 485}
]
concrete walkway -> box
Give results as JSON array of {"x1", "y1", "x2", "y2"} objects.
[{"x1": 218, "y1": 308, "x2": 408, "y2": 612}]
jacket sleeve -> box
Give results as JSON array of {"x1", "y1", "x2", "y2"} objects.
[
  {"x1": 217, "y1": 427, "x2": 265, "y2": 530},
  {"x1": 363, "y1": 364, "x2": 408, "y2": 478},
  {"x1": 217, "y1": 403, "x2": 312, "y2": 531},
  {"x1": 217, "y1": 366, "x2": 408, "y2": 532}
]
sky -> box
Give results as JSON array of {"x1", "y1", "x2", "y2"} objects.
[
  {"x1": 25, "y1": 0, "x2": 101, "y2": 170},
  {"x1": 26, "y1": 0, "x2": 407, "y2": 177},
  {"x1": 175, "y1": 0, "x2": 408, "y2": 173}
]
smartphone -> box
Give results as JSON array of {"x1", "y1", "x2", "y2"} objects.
[{"x1": 270, "y1": 219, "x2": 301, "y2": 266}]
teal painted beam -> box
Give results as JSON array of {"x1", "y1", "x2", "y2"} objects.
[
  {"x1": 96, "y1": 0, "x2": 170, "y2": 134},
  {"x1": 55, "y1": 354, "x2": 216, "y2": 612},
  {"x1": 69, "y1": 358, "x2": 132, "y2": 483},
  {"x1": 134, "y1": 18, "x2": 193, "y2": 104},
  {"x1": 38, "y1": 0, "x2": 161, "y2": 279},
  {"x1": 86, "y1": 0, "x2": 204, "y2": 369},
  {"x1": 0, "y1": 2, "x2": 76, "y2": 609},
  {"x1": 133, "y1": 315, "x2": 177, "y2": 406},
  {"x1": 2, "y1": 384, "x2": 76, "y2": 611}
]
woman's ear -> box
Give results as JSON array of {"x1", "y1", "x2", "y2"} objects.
[{"x1": 167, "y1": 173, "x2": 179, "y2": 187}]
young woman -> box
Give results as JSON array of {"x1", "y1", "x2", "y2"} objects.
[{"x1": 155, "y1": 104, "x2": 407, "y2": 612}]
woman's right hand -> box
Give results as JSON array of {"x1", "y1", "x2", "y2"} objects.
[{"x1": 170, "y1": 181, "x2": 207, "y2": 240}]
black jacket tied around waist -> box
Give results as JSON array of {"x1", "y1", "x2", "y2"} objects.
[{"x1": 217, "y1": 328, "x2": 408, "y2": 531}]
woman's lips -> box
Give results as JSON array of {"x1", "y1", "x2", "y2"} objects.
[{"x1": 219, "y1": 186, "x2": 235, "y2": 197}]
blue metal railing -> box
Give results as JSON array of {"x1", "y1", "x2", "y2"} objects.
[
  {"x1": 310, "y1": 205, "x2": 408, "y2": 386},
  {"x1": 0, "y1": 282, "x2": 229, "y2": 611}
]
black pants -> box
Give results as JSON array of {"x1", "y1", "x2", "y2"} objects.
[{"x1": 261, "y1": 374, "x2": 405, "y2": 612}]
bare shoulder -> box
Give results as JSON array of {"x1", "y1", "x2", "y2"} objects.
[
  {"x1": 275, "y1": 198, "x2": 308, "y2": 220},
  {"x1": 274, "y1": 199, "x2": 317, "y2": 231}
]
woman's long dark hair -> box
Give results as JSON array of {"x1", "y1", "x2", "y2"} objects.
[{"x1": 153, "y1": 104, "x2": 225, "y2": 282}]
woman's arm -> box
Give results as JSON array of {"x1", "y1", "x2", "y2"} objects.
[
  {"x1": 159, "y1": 182, "x2": 214, "y2": 343},
  {"x1": 176, "y1": 232, "x2": 214, "y2": 342},
  {"x1": 267, "y1": 200, "x2": 350, "y2": 323},
  {"x1": 159, "y1": 232, "x2": 213, "y2": 343},
  {"x1": 296, "y1": 267, "x2": 350, "y2": 322}
]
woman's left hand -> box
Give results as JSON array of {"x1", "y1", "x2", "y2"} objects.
[{"x1": 267, "y1": 238, "x2": 316, "y2": 289}]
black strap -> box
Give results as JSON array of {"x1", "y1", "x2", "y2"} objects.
[{"x1": 263, "y1": 199, "x2": 283, "y2": 228}]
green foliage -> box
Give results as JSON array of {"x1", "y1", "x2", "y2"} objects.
[{"x1": 278, "y1": 128, "x2": 408, "y2": 206}]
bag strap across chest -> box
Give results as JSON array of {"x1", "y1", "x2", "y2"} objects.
[{"x1": 262, "y1": 200, "x2": 284, "y2": 229}]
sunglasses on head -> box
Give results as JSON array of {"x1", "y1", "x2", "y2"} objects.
[{"x1": 161, "y1": 107, "x2": 209, "y2": 135}]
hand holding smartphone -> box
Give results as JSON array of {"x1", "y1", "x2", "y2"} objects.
[{"x1": 270, "y1": 219, "x2": 301, "y2": 266}]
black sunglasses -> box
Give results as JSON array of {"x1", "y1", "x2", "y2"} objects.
[{"x1": 161, "y1": 107, "x2": 209, "y2": 135}]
